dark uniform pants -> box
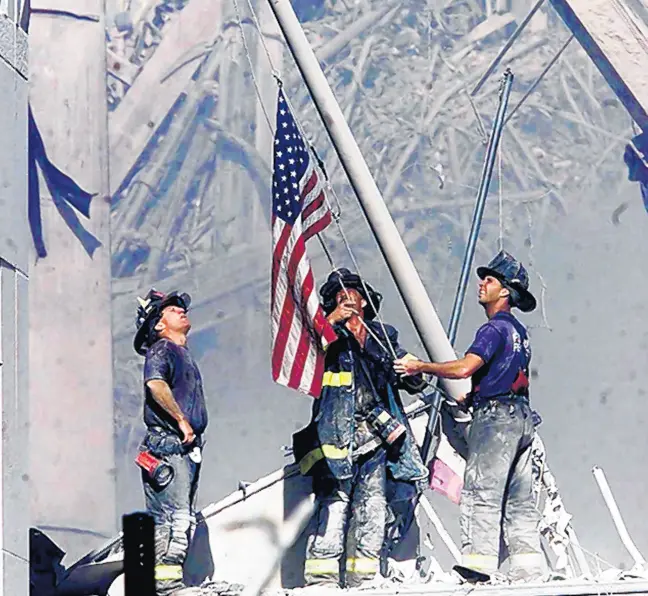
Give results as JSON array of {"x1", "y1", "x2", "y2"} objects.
[
  {"x1": 305, "y1": 449, "x2": 387, "y2": 587},
  {"x1": 460, "y1": 400, "x2": 543, "y2": 580},
  {"x1": 142, "y1": 430, "x2": 201, "y2": 595}
]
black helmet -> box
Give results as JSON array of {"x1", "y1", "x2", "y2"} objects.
[
  {"x1": 133, "y1": 289, "x2": 191, "y2": 355},
  {"x1": 477, "y1": 251, "x2": 536, "y2": 312},
  {"x1": 319, "y1": 268, "x2": 382, "y2": 321}
]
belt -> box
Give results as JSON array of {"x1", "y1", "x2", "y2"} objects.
[
  {"x1": 145, "y1": 426, "x2": 203, "y2": 455},
  {"x1": 473, "y1": 393, "x2": 529, "y2": 410}
]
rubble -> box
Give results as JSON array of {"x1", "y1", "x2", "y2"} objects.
[
  {"x1": 105, "y1": 0, "x2": 642, "y2": 587},
  {"x1": 110, "y1": 0, "x2": 635, "y2": 419}
]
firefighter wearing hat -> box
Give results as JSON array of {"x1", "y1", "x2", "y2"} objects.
[
  {"x1": 133, "y1": 289, "x2": 208, "y2": 596},
  {"x1": 394, "y1": 251, "x2": 544, "y2": 582},
  {"x1": 293, "y1": 269, "x2": 429, "y2": 588}
]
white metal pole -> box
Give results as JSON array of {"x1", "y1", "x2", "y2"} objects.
[
  {"x1": 0, "y1": 265, "x2": 4, "y2": 594},
  {"x1": 418, "y1": 494, "x2": 461, "y2": 563},
  {"x1": 592, "y1": 466, "x2": 647, "y2": 569},
  {"x1": 266, "y1": 0, "x2": 471, "y2": 401}
]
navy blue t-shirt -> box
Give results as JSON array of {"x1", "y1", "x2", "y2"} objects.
[
  {"x1": 143, "y1": 339, "x2": 209, "y2": 436},
  {"x1": 466, "y1": 311, "x2": 531, "y2": 401}
]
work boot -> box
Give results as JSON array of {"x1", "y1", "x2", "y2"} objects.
[
  {"x1": 157, "y1": 579, "x2": 185, "y2": 596},
  {"x1": 508, "y1": 568, "x2": 545, "y2": 583},
  {"x1": 170, "y1": 587, "x2": 204, "y2": 595},
  {"x1": 294, "y1": 582, "x2": 339, "y2": 592}
]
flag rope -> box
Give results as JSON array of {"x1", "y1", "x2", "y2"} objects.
[{"x1": 233, "y1": 0, "x2": 399, "y2": 361}]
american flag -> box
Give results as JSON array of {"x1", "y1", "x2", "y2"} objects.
[{"x1": 271, "y1": 89, "x2": 337, "y2": 398}]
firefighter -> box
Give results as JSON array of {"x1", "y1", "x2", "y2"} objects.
[
  {"x1": 133, "y1": 289, "x2": 208, "y2": 596},
  {"x1": 394, "y1": 251, "x2": 544, "y2": 582},
  {"x1": 293, "y1": 268, "x2": 429, "y2": 588}
]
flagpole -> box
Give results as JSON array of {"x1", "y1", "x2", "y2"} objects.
[{"x1": 266, "y1": 0, "x2": 471, "y2": 403}]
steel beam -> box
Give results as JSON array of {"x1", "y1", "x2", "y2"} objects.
[{"x1": 549, "y1": 0, "x2": 648, "y2": 130}]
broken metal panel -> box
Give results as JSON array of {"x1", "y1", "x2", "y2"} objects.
[{"x1": 549, "y1": 0, "x2": 648, "y2": 130}]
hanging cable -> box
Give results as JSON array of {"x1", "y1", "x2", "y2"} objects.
[
  {"x1": 243, "y1": 0, "x2": 282, "y2": 81},
  {"x1": 498, "y1": 134, "x2": 504, "y2": 252},
  {"x1": 233, "y1": 0, "x2": 277, "y2": 133},
  {"x1": 231, "y1": 0, "x2": 454, "y2": 386}
]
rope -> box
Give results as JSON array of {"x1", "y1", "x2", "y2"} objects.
[
  {"x1": 498, "y1": 134, "x2": 504, "y2": 252},
  {"x1": 243, "y1": 0, "x2": 282, "y2": 80},
  {"x1": 504, "y1": 34, "x2": 574, "y2": 126},
  {"x1": 231, "y1": 0, "x2": 454, "y2": 396},
  {"x1": 232, "y1": 0, "x2": 276, "y2": 133}
]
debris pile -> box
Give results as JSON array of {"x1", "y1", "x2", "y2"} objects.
[{"x1": 108, "y1": 0, "x2": 637, "y2": 527}]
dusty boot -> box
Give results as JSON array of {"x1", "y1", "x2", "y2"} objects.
[
  {"x1": 156, "y1": 578, "x2": 185, "y2": 596},
  {"x1": 508, "y1": 567, "x2": 545, "y2": 583}
]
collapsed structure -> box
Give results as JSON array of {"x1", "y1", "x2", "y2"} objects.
[{"x1": 30, "y1": 0, "x2": 648, "y2": 595}]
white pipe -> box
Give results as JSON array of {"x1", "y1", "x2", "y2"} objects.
[
  {"x1": 266, "y1": 0, "x2": 471, "y2": 401},
  {"x1": 565, "y1": 527, "x2": 592, "y2": 578},
  {"x1": 592, "y1": 466, "x2": 646, "y2": 569},
  {"x1": 418, "y1": 494, "x2": 462, "y2": 563}
]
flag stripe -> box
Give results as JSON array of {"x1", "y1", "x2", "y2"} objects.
[{"x1": 271, "y1": 88, "x2": 335, "y2": 398}]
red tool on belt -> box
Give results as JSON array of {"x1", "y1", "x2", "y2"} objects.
[{"x1": 135, "y1": 450, "x2": 174, "y2": 488}]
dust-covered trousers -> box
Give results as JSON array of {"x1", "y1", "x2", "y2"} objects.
[
  {"x1": 142, "y1": 428, "x2": 202, "y2": 595},
  {"x1": 305, "y1": 448, "x2": 387, "y2": 586},
  {"x1": 460, "y1": 400, "x2": 543, "y2": 578}
]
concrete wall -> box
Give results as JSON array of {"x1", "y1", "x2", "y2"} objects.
[
  {"x1": 29, "y1": 0, "x2": 116, "y2": 566},
  {"x1": 0, "y1": 11, "x2": 29, "y2": 595}
]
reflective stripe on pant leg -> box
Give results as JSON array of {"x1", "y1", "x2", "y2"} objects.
[
  {"x1": 155, "y1": 564, "x2": 184, "y2": 580},
  {"x1": 503, "y1": 424, "x2": 543, "y2": 575},
  {"x1": 353, "y1": 450, "x2": 387, "y2": 560},
  {"x1": 460, "y1": 405, "x2": 524, "y2": 567},
  {"x1": 461, "y1": 553, "x2": 499, "y2": 573},
  {"x1": 305, "y1": 486, "x2": 348, "y2": 585},
  {"x1": 346, "y1": 557, "x2": 380, "y2": 575},
  {"x1": 304, "y1": 558, "x2": 340, "y2": 576},
  {"x1": 164, "y1": 508, "x2": 192, "y2": 563},
  {"x1": 509, "y1": 553, "x2": 544, "y2": 571},
  {"x1": 346, "y1": 450, "x2": 386, "y2": 585}
]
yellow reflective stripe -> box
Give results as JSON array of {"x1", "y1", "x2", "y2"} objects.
[
  {"x1": 322, "y1": 371, "x2": 353, "y2": 387},
  {"x1": 155, "y1": 564, "x2": 183, "y2": 580},
  {"x1": 305, "y1": 558, "x2": 339, "y2": 575},
  {"x1": 462, "y1": 553, "x2": 498, "y2": 571},
  {"x1": 376, "y1": 410, "x2": 390, "y2": 424},
  {"x1": 299, "y1": 444, "x2": 349, "y2": 475},
  {"x1": 346, "y1": 557, "x2": 379, "y2": 574}
]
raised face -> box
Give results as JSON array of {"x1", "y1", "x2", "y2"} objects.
[
  {"x1": 335, "y1": 287, "x2": 366, "y2": 315},
  {"x1": 478, "y1": 275, "x2": 509, "y2": 306},
  {"x1": 155, "y1": 303, "x2": 191, "y2": 336}
]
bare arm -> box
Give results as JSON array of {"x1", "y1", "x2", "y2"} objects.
[
  {"x1": 394, "y1": 353, "x2": 485, "y2": 380},
  {"x1": 146, "y1": 379, "x2": 195, "y2": 444}
]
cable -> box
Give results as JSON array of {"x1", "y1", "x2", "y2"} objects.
[
  {"x1": 231, "y1": 0, "x2": 457, "y2": 400},
  {"x1": 243, "y1": 0, "x2": 281, "y2": 80},
  {"x1": 498, "y1": 135, "x2": 504, "y2": 252},
  {"x1": 232, "y1": 0, "x2": 276, "y2": 133}
]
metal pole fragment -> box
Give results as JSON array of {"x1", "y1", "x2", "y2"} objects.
[
  {"x1": 421, "y1": 69, "x2": 514, "y2": 463},
  {"x1": 565, "y1": 527, "x2": 592, "y2": 578},
  {"x1": 448, "y1": 69, "x2": 514, "y2": 344},
  {"x1": 504, "y1": 34, "x2": 574, "y2": 126},
  {"x1": 592, "y1": 466, "x2": 647, "y2": 569},
  {"x1": 266, "y1": 0, "x2": 470, "y2": 401},
  {"x1": 471, "y1": 0, "x2": 546, "y2": 96},
  {"x1": 418, "y1": 494, "x2": 462, "y2": 563}
]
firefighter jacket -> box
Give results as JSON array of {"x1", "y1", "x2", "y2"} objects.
[{"x1": 293, "y1": 320, "x2": 429, "y2": 486}]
